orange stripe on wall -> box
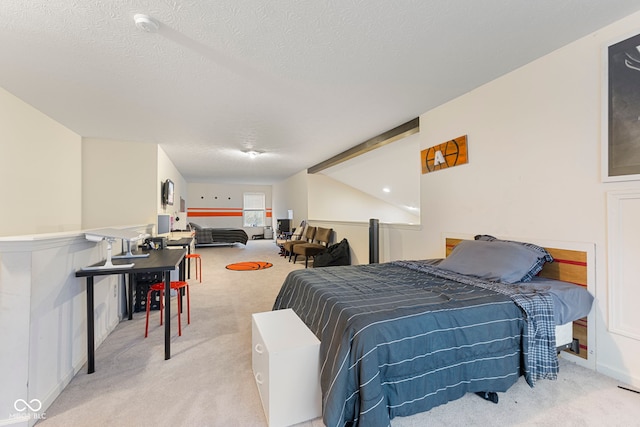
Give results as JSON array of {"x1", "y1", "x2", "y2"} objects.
[
  {"x1": 188, "y1": 208, "x2": 242, "y2": 211},
  {"x1": 188, "y1": 211, "x2": 243, "y2": 217},
  {"x1": 188, "y1": 207, "x2": 271, "y2": 211},
  {"x1": 187, "y1": 207, "x2": 271, "y2": 217}
]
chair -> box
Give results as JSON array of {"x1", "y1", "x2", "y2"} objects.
[
  {"x1": 185, "y1": 253, "x2": 202, "y2": 282},
  {"x1": 292, "y1": 227, "x2": 333, "y2": 268},
  {"x1": 283, "y1": 226, "x2": 316, "y2": 261},
  {"x1": 276, "y1": 220, "x2": 306, "y2": 256},
  {"x1": 145, "y1": 281, "x2": 190, "y2": 337}
]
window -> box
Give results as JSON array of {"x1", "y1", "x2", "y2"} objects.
[{"x1": 243, "y1": 193, "x2": 266, "y2": 227}]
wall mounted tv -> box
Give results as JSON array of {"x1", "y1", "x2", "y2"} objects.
[{"x1": 162, "y1": 179, "x2": 174, "y2": 206}]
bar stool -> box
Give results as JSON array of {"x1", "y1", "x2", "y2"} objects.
[
  {"x1": 185, "y1": 253, "x2": 202, "y2": 282},
  {"x1": 145, "y1": 281, "x2": 190, "y2": 337}
]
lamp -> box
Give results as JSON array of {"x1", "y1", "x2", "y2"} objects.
[
  {"x1": 113, "y1": 234, "x2": 150, "y2": 259},
  {"x1": 83, "y1": 228, "x2": 149, "y2": 270}
]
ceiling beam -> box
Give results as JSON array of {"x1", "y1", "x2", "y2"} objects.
[{"x1": 307, "y1": 117, "x2": 419, "y2": 174}]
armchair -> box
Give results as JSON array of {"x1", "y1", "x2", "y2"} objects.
[
  {"x1": 283, "y1": 225, "x2": 316, "y2": 261},
  {"x1": 292, "y1": 227, "x2": 333, "y2": 268},
  {"x1": 276, "y1": 220, "x2": 306, "y2": 256}
]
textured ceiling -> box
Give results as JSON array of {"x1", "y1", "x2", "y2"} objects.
[{"x1": 2, "y1": 1, "x2": 640, "y2": 194}]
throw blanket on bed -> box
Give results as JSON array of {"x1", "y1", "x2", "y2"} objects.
[
  {"x1": 194, "y1": 228, "x2": 248, "y2": 245},
  {"x1": 273, "y1": 261, "x2": 557, "y2": 427},
  {"x1": 394, "y1": 260, "x2": 558, "y2": 385}
]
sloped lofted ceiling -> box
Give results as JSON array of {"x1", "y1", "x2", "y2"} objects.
[{"x1": 2, "y1": 0, "x2": 640, "y2": 199}]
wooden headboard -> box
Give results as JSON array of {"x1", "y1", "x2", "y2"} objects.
[{"x1": 445, "y1": 238, "x2": 588, "y2": 287}]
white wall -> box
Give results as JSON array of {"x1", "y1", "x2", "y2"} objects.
[
  {"x1": 0, "y1": 88, "x2": 82, "y2": 236},
  {"x1": 187, "y1": 182, "x2": 272, "y2": 236},
  {"x1": 272, "y1": 170, "x2": 308, "y2": 228},
  {"x1": 273, "y1": 170, "x2": 422, "y2": 264},
  {"x1": 416, "y1": 12, "x2": 640, "y2": 387},
  {"x1": 157, "y1": 146, "x2": 187, "y2": 215},
  {"x1": 308, "y1": 174, "x2": 420, "y2": 224},
  {"x1": 82, "y1": 138, "x2": 158, "y2": 229},
  {"x1": 82, "y1": 138, "x2": 188, "y2": 232}
]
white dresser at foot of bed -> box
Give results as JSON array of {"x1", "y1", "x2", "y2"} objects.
[{"x1": 252, "y1": 309, "x2": 322, "y2": 427}]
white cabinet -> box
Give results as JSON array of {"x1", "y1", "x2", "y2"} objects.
[
  {"x1": 264, "y1": 226, "x2": 273, "y2": 239},
  {"x1": 251, "y1": 309, "x2": 322, "y2": 427}
]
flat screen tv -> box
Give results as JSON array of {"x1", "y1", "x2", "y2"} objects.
[{"x1": 162, "y1": 179, "x2": 174, "y2": 206}]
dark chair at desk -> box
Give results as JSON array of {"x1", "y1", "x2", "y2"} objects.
[{"x1": 145, "y1": 281, "x2": 190, "y2": 337}]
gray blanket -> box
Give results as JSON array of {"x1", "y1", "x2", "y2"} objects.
[
  {"x1": 194, "y1": 228, "x2": 248, "y2": 245},
  {"x1": 273, "y1": 261, "x2": 557, "y2": 427}
]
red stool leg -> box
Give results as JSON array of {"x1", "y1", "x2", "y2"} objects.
[
  {"x1": 186, "y1": 284, "x2": 190, "y2": 324},
  {"x1": 146, "y1": 282, "x2": 190, "y2": 338},
  {"x1": 176, "y1": 287, "x2": 182, "y2": 336},
  {"x1": 188, "y1": 255, "x2": 202, "y2": 283},
  {"x1": 159, "y1": 289, "x2": 164, "y2": 326}
]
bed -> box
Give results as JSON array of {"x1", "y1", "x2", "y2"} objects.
[
  {"x1": 189, "y1": 223, "x2": 248, "y2": 246},
  {"x1": 272, "y1": 235, "x2": 594, "y2": 427}
]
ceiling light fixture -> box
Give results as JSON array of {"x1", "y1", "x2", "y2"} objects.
[
  {"x1": 134, "y1": 14, "x2": 159, "y2": 33},
  {"x1": 382, "y1": 187, "x2": 391, "y2": 193},
  {"x1": 242, "y1": 149, "x2": 263, "y2": 159}
]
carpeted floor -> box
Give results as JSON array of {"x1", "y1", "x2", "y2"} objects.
[{"x1": 38, "y1": 240, "x2": 640, "y2": 427}]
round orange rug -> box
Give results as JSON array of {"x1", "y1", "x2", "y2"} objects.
[{"x1": 225, "y1": 261, "x2": 273, "y2": 271}]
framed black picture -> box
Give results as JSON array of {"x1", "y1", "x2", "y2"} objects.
[{"x1": 604, "y1": 32, "x2": 640, "y2": 181}]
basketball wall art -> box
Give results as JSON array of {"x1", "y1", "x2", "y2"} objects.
[{"x1": 421, "y1": 135, "x2": 468, "y2": 174}]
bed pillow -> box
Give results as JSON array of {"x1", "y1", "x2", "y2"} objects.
[
  {"x1": 189, "y1": 222, "x2": 203, "y2": 231},
  {"x1": 438, "y1": 239, "x2": 552, "y2": 284},
  {"x1": 473, "y1": 235, "x2": 553, "y2": 281}
]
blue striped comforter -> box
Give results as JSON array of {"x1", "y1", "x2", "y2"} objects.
[{"x1": 273, "y1": 261, "x2": 557, "y2": 427}]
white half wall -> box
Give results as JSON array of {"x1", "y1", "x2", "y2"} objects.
[{"x1": 0, "y1": 230, "x2": 138, "y2": 426}]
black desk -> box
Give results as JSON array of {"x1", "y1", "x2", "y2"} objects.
[
  {"x1": 166, "y1": 237, "x2": 194, "y2": 278},
  {"x1": 76, "y1": 248, "x2": 186, "y2": 374}
]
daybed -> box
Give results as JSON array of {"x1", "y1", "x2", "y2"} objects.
[
  {"x1": 272, "y1": 235, "x2": 594, "y2": 427},
  {"x1": 189, "y1": 223, "x2": 248, "y2": 246}
]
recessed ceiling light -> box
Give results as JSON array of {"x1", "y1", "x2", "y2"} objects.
[
  {"x1": 242, "y1": 149, "x2": 263, "y2": 159},
  {"x1": 134, "y1": 14, "x2": 159, "y2": 33},
  {"x1": 382, "y1": 187, "x2": 391, "y2": 193}
]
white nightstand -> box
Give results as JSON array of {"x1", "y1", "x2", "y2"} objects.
[{"x1": 251, "y1": 309, "x2": 322, "y2": 427}]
